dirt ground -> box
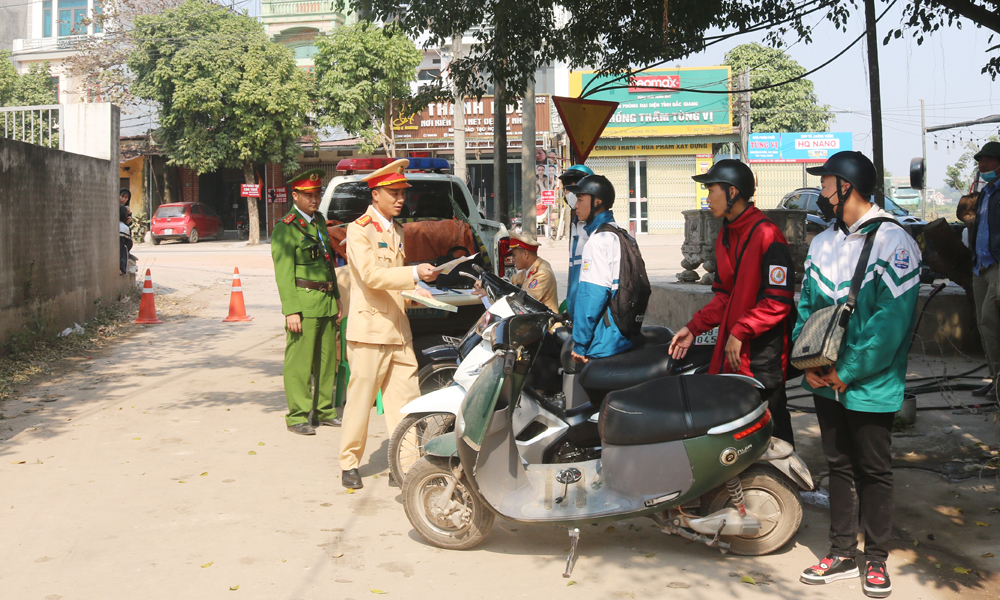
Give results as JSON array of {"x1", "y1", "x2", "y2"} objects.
[{"x1": 0, "y1": 238, "x2": 997, "y2": 600}]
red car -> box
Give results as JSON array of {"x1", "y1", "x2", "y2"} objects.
[{"x1": 150, "y1": 202, "x2": 223, "y2": 244}]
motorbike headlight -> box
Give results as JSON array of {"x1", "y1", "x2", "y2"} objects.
[{"x1": 474, "y1": 311, "x2": 499, "y2": 337}]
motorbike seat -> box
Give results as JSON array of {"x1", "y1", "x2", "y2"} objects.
[
  {"x1": 599, "y1": 375, "x2": 762, "y2": 446},
  {"x1": 559, "y1": 326, "x2": 674, "y2": 376},
  {"x1": 576, "y1": 344, "x2": 674, "y2": 404}
]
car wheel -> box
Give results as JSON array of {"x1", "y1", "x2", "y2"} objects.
[
  {"x1": 188, "y1": 228, "x2": 199, "y2": 244},
  {"x1": 151, "y1": 236, "x2": 161, "y2": 246}
]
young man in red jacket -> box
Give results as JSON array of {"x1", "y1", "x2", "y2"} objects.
[{"x1": 668, "y1": 160, "x2": 796, "y2": 445}]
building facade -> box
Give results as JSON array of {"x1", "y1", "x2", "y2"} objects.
[{"x1": 260, "y1": 0, "x2": 355, "y2": 73}]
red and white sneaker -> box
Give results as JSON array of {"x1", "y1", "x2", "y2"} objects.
[
  {"x1": 863, "y1": 561, "x2": 892, "y2": 597},
  {"x1": 800, "y1": 555, "x2": 860, "y2": 584}
]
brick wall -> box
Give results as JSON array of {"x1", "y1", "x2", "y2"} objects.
[
  {"x1": 0, "y1": 137, "x2": 133, "y2": 347},
  {"x1": 265, "y1": 163, "x2": 287, "y2": 232},
  {"x1": 179, "y1": 167, "x2": 200, "y2": 204}
]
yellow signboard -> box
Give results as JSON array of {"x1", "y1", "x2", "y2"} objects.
[{"x1": 591, "y1": 142, "x2": 711, "y2": 157}]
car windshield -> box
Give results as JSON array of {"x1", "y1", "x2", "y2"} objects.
[
  {"x1": 327, "y1": 180, "x2": 470, "y2": 223},
  {"x1": 154, "y1": 206, "x2": 187, "y2": 218},
  {"x1": 881, "y1": 196, "x2": 909, "y2": 217}
]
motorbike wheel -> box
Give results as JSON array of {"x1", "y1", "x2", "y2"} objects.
[
  {"x1": 699, "y1": 465, "x2": 802, "y2": 556},
  {"x1": 402, "y1": 456, "x2": 494, "y2": 550},
  {"x1": 419, "y1": 363, "x2": 457, "y2": 394},
  {"x1": 389, "y1": 412, "x2": 456, "y2": 486}
]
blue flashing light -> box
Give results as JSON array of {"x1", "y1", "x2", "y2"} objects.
[{"x1": 406, "y1": 157, "x2": 451, "y2": 171}]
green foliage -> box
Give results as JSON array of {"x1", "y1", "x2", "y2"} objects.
[
  {"x1": 128, "y1": 0, "x2": 311, "y2": 244},
  {"x1": 313, "y1": 21, "x2": 421, "y2": 156},
  {"x1": 0, "y1": 51, "x2": 57, "y2": 107},
  {"x1": 724, "y1": 43, "x2": 833, "y2": 133},
  {"x1": 945, "y1": 135, "x2": 1000, "y2": 192},
  {"x1": 128, "y1": 0, "x2": 310, "y2": 177},
  {"x1": 352, "y1": 0, "x2": 853, "y2": 104}
]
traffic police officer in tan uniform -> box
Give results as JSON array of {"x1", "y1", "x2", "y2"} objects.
[
  {"x1": 272, "y1": 168, "x2": 343, "y2": 435},
  {"x1": 340, "y1": 159, "x2": 437, "y2": 489},
  {"x1": 473, "y1": 231, "x2": 559, "y2": 312},
  {"x1": 508, "y1": 232, "x2": 559, "y2": 312}
]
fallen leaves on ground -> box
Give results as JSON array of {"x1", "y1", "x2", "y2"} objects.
[
  {"x1": 258, "y1": 442, "x2": 265, "y2": 446},
  {"x1": 975, "y1": 521, "x2": 990, "y2": 527},
  {"x1": 201, "y1": 562, "x2": 213, "y2": 568},
  {"x1": 229, "y1": 584, "x2": 239, "y2": 591},
  {"x1": 982, "y1": 553, "x2": 995, "y2": 558},
  {"x1": 954, "y1": 567, "x2": 970, "y2": 574},
  {"x1": 346, "y1": 488, "x2": 355, "y2": 494},
  {"x1": 740, "y1": 576, "x2": 756, "y2": 585},
  {"x1": 247, "y1": 451, "x2": 256, "y2": 456},
  {"x1": 9, "y1": 460, "x2": 25, "y2": 464},
  {"x1": 200, "y1": 472, "x2": 208, "y2": 477},
  {"x1": 370, "y1": 589, "x2": 386, "y2": 594},
  {"x1": 604, "y1": 526, "x2": 615, "y2": 533},
  {"x1": 332, "y1": 552, "x2": 344, "y2": 558},
  {"x1": 566, "y1": 581, "x2": 576, "y2": 586}
]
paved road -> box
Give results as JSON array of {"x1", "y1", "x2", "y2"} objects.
[{"x1": 0, "y1": 238, "x2": 996, "y2": 600}]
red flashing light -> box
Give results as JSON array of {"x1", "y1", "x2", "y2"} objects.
[
  {"x1": 733, "y1": 409, "x2": 771, "y2": 440},
  {"x1": 336, "y1": 157, "x2": 394, "y2": 172}
]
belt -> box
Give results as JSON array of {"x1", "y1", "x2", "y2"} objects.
[{"x1": 295, "y1": 278, "x2": 335, "y2": 292}]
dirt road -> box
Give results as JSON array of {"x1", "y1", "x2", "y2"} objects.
[{"x1": 1, "y1": 239, "x2": 996, "y2": 600}]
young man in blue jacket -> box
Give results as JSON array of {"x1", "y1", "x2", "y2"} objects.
[
  {"x1": 563, "y1": 174, "x2": 632, "y2": 362},
  {"x1": 560, "y1": 164, "x2": 594, "y2": 314},
  {"x1": 795, "y1": 152, "x2": 921, "y2": 598}
]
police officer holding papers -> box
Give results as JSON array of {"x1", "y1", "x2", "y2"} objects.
[{"x1": 339, "y1": 159, "x2": 437, "y2": 489}]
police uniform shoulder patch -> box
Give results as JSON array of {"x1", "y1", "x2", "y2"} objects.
[
  {"x1": 281, "y1": 213, "x2": 296, "y2": 224},
  {"x1": 528, "y1": 279, "x2": 539, "y2": 289},
  {"x1": 355, "y1": 215, "x2": 372, "y2": 226}
]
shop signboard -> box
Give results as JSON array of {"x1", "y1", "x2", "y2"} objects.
[
  {"x1": 568, "y1": 67, "x2": 733, "y2": 137},
  {"x1": 240, "y1": 184, "x2": 261, "y2": 198},
  {"x1": 696, "y1": 154, "x2": 714, "y2": 209},
  {"x1": 267, "y1": 187, "x2": 287, "y2": 204},
  {"x1": 747, "y1": 132, "x2": 853, "y2": 163},
  {"x1": 392, "y1": 95, "x2": 550, "y2": 140},
  {"x1": 540, "y1": 190, "x2": 556, "y2": 206}
]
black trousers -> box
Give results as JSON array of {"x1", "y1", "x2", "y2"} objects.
[
  {"x1": 760, "y1": 386, "x2": 794, "y2": 447},
  {"x1": 814, "y1": 395, "x2": 895, "y2": 562}
]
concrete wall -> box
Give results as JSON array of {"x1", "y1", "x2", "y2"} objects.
[
  {"x1": 0, "y1": 0, "x2": 29, "y2": 52},
  {"x1": 0, "y1": 136, "x2": 132, "y2": 347},
  {"x1": 645, "y1": 283, "x2": 981, "y2": 358},
  {"x1": 63, "y1": 103, "x2": 121, "y2": 162}
]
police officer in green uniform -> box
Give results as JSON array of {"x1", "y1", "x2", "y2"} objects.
[{"x1": 271, "y1": 168, "x2": 343, "y2": 435}]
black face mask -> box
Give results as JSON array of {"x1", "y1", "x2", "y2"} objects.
[
  {"x1": 816, "y1": 194, "x2": 835, "y2": 221},
  {"x1": 821, "y1": 177, "x2": 854, "y2": 234}
]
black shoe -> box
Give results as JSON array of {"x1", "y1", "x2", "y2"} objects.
[
  {"x1": 863, "y1": 561, "x2": 892, "y2": 597},
  {"x1": 342, "y1": 469, "x2": 363, "y2": 489},
  {"x1": 388, "y1": 472, "x2": 399, "y2": 488},
  {"x1": 318, "y1": 417, "x2": 342, "y2": 427},
  {"x1": 800, "y1": 556, "x2": 859, "y2": 585},
  {"x1": 287, "y1": 423, "x2": 316, "y2": 435},
  {"x1": 972, "y1": 381, "x2": 995, "y2": 397}
]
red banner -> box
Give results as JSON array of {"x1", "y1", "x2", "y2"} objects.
[{"x1": 240, "y1": 184, "x2": 261, "y2": 198}]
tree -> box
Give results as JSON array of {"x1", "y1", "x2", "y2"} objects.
[
  {"x1": 0, "y1": 51, "x2": 57, "y2": 106},
  {"x1": 128, "y1": 0, "x2": 312, "y2": 245},
  {"x1": 724, "y1": 43, "x2": 833, "y2": 133},
  {"x1": 313, "y1": 21, "x2": 422, "y2": 157},
  {"x1": 944, "y1": 135, "x2": 999, "y2": 192},
  {"x1": 65, "y1": 0, "x2": 186, "y2": 108}
]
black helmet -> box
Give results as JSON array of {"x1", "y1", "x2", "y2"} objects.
[
  {"x1": 565, "y1": 174, "x2": 615, "y2": 208},
  {"x1": 691, "y1": 159, "x2": 756, "y2": 203},
  {"x1": 806, "y1": 151, "x2": 877, "y2": 197}
]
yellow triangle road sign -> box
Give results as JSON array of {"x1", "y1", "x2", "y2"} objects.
[{"x1": 552, "y1": 96, "x2": 619, "y2": 163}]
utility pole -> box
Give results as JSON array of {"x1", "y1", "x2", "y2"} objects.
[
  {"x1": 521, "y1": 80, "x2": 537, "y2": 240},
  {"x1": 738, "y1": 69, "x2": 751, "y2": 159},
  {"x1": 920, "y1": 98, "x2": 927, "y2": 219},
  {"x1": 451, "y1": 34, "x2": 467, "y2": 183},
  {"x1": 493, "y1": 79, "x2": 508, "y2": 226},
  {"x1": 864, "y1": 0, "x2": 885, "y2": 206}
]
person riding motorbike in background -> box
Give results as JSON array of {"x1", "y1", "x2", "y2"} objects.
[
  {"x1": 668, "y1": 160, "x2": 796, "y2": 446},
  {"x1": 564, "y1": 174, "x2": 632, "y2": 362}
]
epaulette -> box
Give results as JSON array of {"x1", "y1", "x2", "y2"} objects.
[
  {"x1": 355, "y1": 215, "x2": 372, "y2": 227},
  {"x1": 281, "y1": 213, "x2": 296, "y2": 224}
]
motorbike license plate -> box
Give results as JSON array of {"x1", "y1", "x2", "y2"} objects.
[
  {"x1": 694, "y1": 328, "x2": 718, "y2": 345},
  {"x1": 164, "y1": 228, "x2": 173, "y2": 235}
]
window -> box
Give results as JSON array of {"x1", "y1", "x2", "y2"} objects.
[
  {"x1": 57, "y1": 0, "x2": 87, "y2": 36},
  {"x1": 326, "y1": 180, "x2": 469, "y2": 223},
  {"x1": 191, "y1": 205, "x2": 202, "y2": 215},
  {"x1": 417, "y1": 69, "x2": 441, "y2": 81},
  {"x1": 154, "y1": 206, "x2": 187, "y2": 218},
  {"x1": 43, "y1": 1, "x2": 52, "y2": 37}
]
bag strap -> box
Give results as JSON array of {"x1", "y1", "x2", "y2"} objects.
[
  {"x1": 845, "y1": 218, "x2": 895, "y2": 310},
  {"x1": 730, "y1": 217, "x2": 768, "y2": 282}
]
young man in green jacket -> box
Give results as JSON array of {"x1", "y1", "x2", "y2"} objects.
[{"x1": 795, "y1": 152, "x2": 921, "y2": 598}]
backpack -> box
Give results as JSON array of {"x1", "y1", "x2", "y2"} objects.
[{"x1": 595, "y1": 223, "x2": 651, "y2": 338}]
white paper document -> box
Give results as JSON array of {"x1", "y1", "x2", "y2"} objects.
[{"x1": 432, "y1": 253, "x2": 478, "y2": 275}]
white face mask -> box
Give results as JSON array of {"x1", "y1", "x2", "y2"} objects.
[{"x1": 565, "y1": 192, "x2": 578, "y2": 209}]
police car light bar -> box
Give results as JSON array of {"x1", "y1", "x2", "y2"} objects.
[{"x1": 335, "y1": 157, "x2": 451, "y2": 173}]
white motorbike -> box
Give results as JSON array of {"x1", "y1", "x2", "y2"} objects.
[{"x1": 388, "y1": 268, "x2": 717, "y2": 484}]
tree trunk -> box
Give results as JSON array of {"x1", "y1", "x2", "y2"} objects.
[
  {"x1": 494, "y1": 79, "x2": 508, "y2": 227},
  {"x1": 521, "y1": 81, "x2": 536, "y2": 240},
  {"x1": 243, "y1": 160, "x2": 260, "y2": 246},
  {"x1": 865, "y1": 0, "x2": 885, "y2": 206}
]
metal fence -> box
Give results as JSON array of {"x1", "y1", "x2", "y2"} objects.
[{"x1": 0, "y1": 105, "x2": 63, "y2": 150}]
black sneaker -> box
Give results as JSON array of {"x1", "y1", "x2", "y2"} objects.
[
  {"x1": 863, "y1": 561, "x2": 892, "y2": 597},
  {"x1": 800, "y1": 556, "x2": 859, "y2": 585}
]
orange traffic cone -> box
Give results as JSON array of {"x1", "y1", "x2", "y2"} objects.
[
  {"x1": 223, "y1": 267, "x2": 253, "y2": 322},
  {"x1": 134, "y1": 269, "x2": 163, "y2": 324}
]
